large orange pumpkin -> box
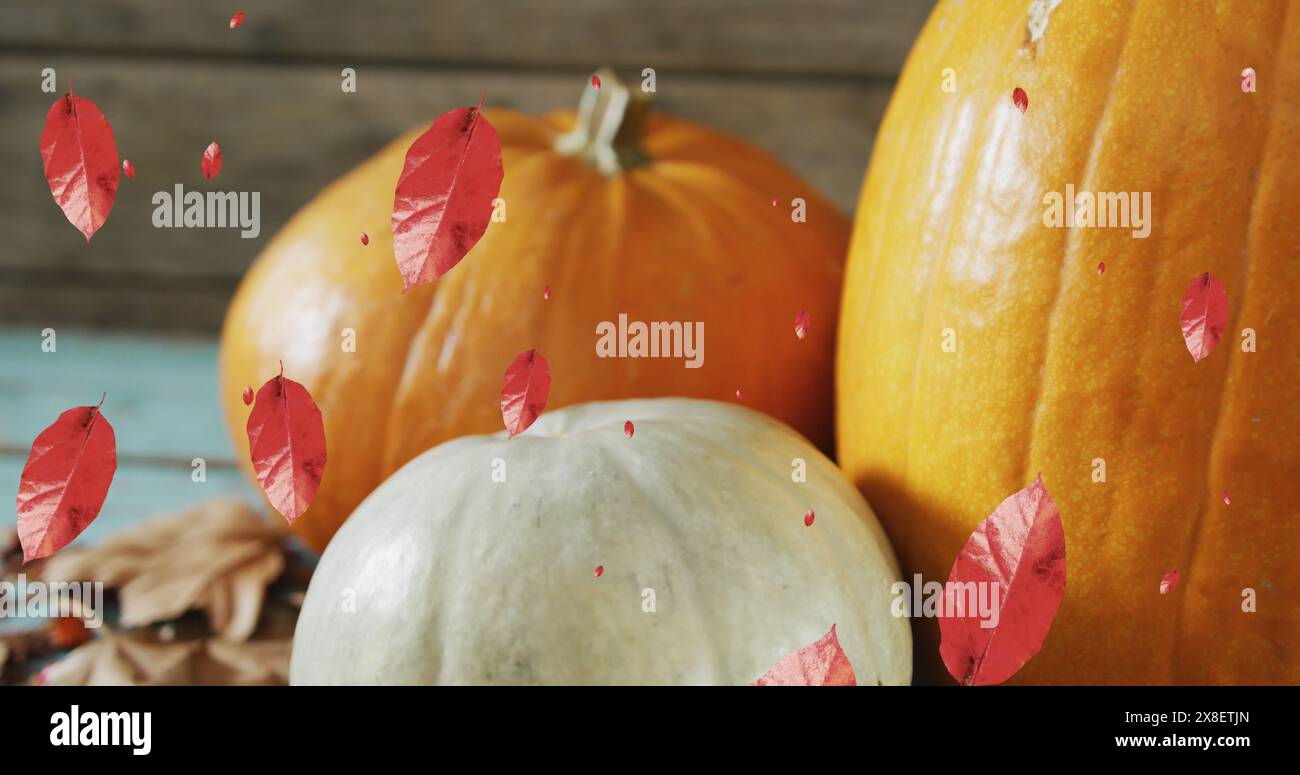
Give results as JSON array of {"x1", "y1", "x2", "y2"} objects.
[
  {"x1": 221, "y1": 72, "x2": 848, "y2": 552},
  {"x1": 837, "y1": 0, "x2": 1299, "y2": 683}
]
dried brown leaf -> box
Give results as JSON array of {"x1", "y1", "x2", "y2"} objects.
[
  {"x1": 37, "y1": 629, "x2": 290, "y2": 686},
  {"x1": 40, "y1": 498, "x2": 285, "y2": 640}
]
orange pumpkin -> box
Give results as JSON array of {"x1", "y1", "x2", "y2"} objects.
[
  {"x1": 837, "y1": 0, "x2": 1300, "y2": 683},
  {"x1": 221, "y1": 72, "x2": 848, "y2": 552}
]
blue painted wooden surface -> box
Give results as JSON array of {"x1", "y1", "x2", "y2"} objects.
[{"x1": 0, "y1": 327, "x2": 259, "y2": 549}]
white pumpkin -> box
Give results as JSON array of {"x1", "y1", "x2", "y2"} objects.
[{"x1": 291, "y1": 398, "x2": 910, "y2": 685}]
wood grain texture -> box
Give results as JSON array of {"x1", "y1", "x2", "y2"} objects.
[
  {"x1": 0, "y1": 329, "x2": 238, "y2": 461},
  {"x1": 2, "y1": 0, "x2": 933, "y2": 78},
  {"x1": 1, "y1": 56, "x2": 891, "y2": 331}
]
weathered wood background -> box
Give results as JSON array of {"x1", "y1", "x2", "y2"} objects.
[{"x1": 0, "y1": 0, "x2": 934, "y2": 332}]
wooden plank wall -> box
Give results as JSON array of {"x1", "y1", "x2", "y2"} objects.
[
  {"x1": 0, "y1": 1, "x2": 934, "y2": 332},
  {"x1": 0, "y1": 329, "x2": 254, "y2": 558}
]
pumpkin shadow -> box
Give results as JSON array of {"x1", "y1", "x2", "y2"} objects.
[{"x1": 850, "y1": 469, "x2": 972, "y2": 686}]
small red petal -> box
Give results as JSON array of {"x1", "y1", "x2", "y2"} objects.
[
  {"x1": 804, "y1": 509, "x2": 815, "y2": 527},
  {"x1": 1012, "y1": 87, "x2": 1028, "y2": 113},
  {"x1": 624, "y1": 420, "x2": 634, "y2": 438},
  {"x1": 121, "y1": 159, "x2": 136, "y2": 179},
  {"x1": 1160, "y1": 569, "x2": 1180, "y2": 595},
  {"x1": 591, "y1": 75, "x2": 601, "y2": 90},
  {"x1": 201, "y1": 141, "x2": 222, "y2": 180},
  {"x1": 1097, "y1": 262, "x2": 1106, "y2": 275},
  {"x1": 1223, "y1": 489, "x2": 1231, "y2": 506},
  {"x1": 360, "y1": 232, "x2": 369, "y2": 246},
  {"x1": 230, "y1": 11, "x2": 245, "y2": 29},
  {"x1": 241, "y1": 386, "x2": 254, "y2": 406},
  {"x1": 594, "y1": 565, "x2": 604, "y2": 578},
  {"x1": 794, "y1": 309, "x2": 810, "y2": 340},
  {"x1": 542, "y1": 285, "x2": 551, "y2": 300}
]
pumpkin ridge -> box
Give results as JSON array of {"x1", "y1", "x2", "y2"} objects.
[
  {"x1": 1021, "y1": 3, "x2": 1141, "y2": 492},
  {"x1": 898, "y1": 54, "x2": 1004, "y2": 498},
  {"x1": 375, "y1": 283, "x2": 441, "y2": 477},
  {"x1": 546, "y1": 165, "x2": 611, "y2": 345},
  {"x1": 599, "y1": 435, "x2": 732, "y2": 681},
  {"x1": 1170, "y1": 9, "x2": 1291, "y2": 683}
]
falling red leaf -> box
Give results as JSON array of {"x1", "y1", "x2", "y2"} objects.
[
  {"x1": 753, "y1": 624, "x2": 856, "y2": 686},
  {"x1": 39, "y1": 90, "x2": 120, "y2": 241},
  {"x1": 229, "y1": 11, "x2": 245, "y2": 29},
  {"x1": 391, "y1": 102, "x2": 504, "y2": 291},
  {"x1": 121, "y1": 159, "x2": 135, "y2": 179},
  {"x1": 803, "y1": 509, "x2": 815, "y2": 527},
  {"x1": 1012, "y1": 87, "x2": 1029, "y2": 113},
  {"x1": 794, "y1": 310, "x2": 810, "y2": 340},
  {"x1": 359, "y1": 232, "x2": 369, "y2": 246},
  {"x1": 938, "y1": 475, "x2": 1066, "y2": 686},
  {"x1": 734, "y1": 389, "x2": 744, "y2": 401},
  {"x1": 591, "y1": 74, "x2": 601, "y2": 90},
  {"x1": 1180, "y1": 272, "x2": 1228, "y2": 363},
  {"x1": 241, "y1": 386, "x2": 254, "y2": 406},
  {"x1": 201, "y1": 141, "x2": 222, "y2": 180},
  {"x1": 624, "y1": 420, "x2": 634, "y2": 439},
  {"x1": 542, "y1": 285, "x2": 551, "y2": 300},
  {"x1": 246, "y1": 366, "x2": 327, "y2": 524},
  {"x1": 1160, "y1": 569, "x2": 1180, "y2": 595},
  {"x1": 500, "y1": 350, "x2": 551, "y2": 438},
  {"x1": 1223, "y1": 488, "x2": 1231, "y2": 506},
  {"x1": 16, "y1": 397, "x2": 117, "y2": 563},
  {"x1": 594, "y1": 565, "x2": 604, "y2": 578},
  {"x1": 1097, "y1": 262, "x2": 1105, "y2": 275}
]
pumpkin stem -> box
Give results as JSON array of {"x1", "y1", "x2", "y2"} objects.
[{"x1": 554, "y1": 67, "x2": 651, "y2": 175}]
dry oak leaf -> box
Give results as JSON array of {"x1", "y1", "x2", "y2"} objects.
[
  {"x1": 40, "y1": 498, "x2": 285, "y2": 641},
  {"x1": 37, "y1": 629, "x2": 290, "y2": 686}
]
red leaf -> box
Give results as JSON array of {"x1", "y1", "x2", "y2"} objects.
[
  {"x1": 753, "y1": 624, "x2": 856, "y2": 686},
  {"x1": 121, "y1": 159, "x2": 135, "y2": 179},
  {"x1": 938, "y1": 475, "x2": 1067, "y2": 686},
  {"x1": 39, "y1": 91, "x2": 120, "y2": 241},
  {"x1": 1097, "y1": 261, "x2": 1105, "y2": 275},
  {"x1": 1223, "y1": 488, "x2": 1231, "y2": 506},
  {"x1": 804, "y1": 509, "x2": 815, "y2": 527},
  {"x1": 16, "y1": 398, "x2": 117, "y2": 563},
  {"x1": 359, "y1": 232, "x2": 369, "y2": 246},
  {"x1": 542, "y1": 285, "x2": 551, "y2": 300},
  {"x1": 591, "y1": 74, "x2": 601, "y2": 90},
  {"x1": 391, "y1": 103, "x2": 504, "y2": 290},
  {"x1": 246, "y1": 367, "x2": 327, "y2": 524},
  {"x1": 500, "y1": 350, "x2": 550, "y2": 438},
  {"x1": 794, "y1": 309, "x2": 810, "y2": 340},
  {"x1": 229, "y1": 11, "x2": 245, "y2": 29},
  {"x1": 594, "y1": 565, "x2": 604, "y2": 578},
  {"x1": 241, "y1": 385, "x2": 254, "y2": 406},
  {"x1": 1160, "y1": 569, "x2": 1180, "y2": 595},
  {"x1": 734, "y1": 389, "x2": 744, "y2": 401},
  {"x1": 1180, "y1": 272, "x2": 1228, "y2": 362},
  {"x1": 1012, "y1": 87, "x2": 1029, "y2": 113},
  {"x1": 624, "y1": 420, "x2": 634, "y2": 438},
  {"x1": 201, "y1": 141, "x2": 222, "y2": 180}
]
